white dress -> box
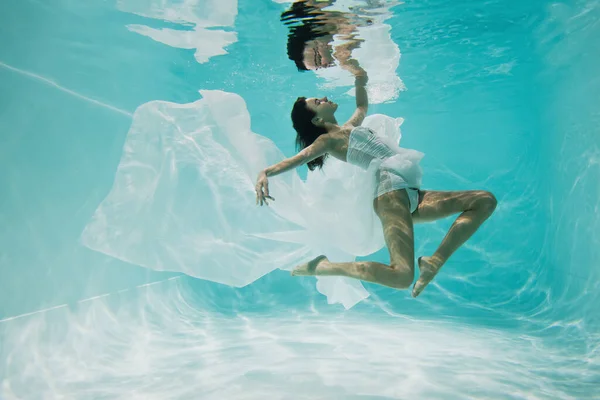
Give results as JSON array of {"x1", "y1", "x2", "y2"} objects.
[
  {"x1": 81, "y1": 90, "x2": 425, "y2": 309},
  {"x1": 347, "y1": 125, "x2": 423, "y2": 212}
]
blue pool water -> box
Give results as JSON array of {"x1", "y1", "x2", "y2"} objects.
[{"x1": 1, "y1": 0, "x2": 599, "y2": 398}]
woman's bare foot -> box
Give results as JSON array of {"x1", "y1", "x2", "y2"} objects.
[
  {"x1": 412, "y1": 256, "x2": 441, "y2": 297},
  {"x1": 291, "y1": 255, "x2": 329, "y2": 276}
]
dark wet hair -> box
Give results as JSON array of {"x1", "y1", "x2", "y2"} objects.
[
  {"x1": 281, "y1": 1, "x2": 330, "y2": 71},
  {"x1": 291, "y1": 97, "x2": 328, "y2": 170}
]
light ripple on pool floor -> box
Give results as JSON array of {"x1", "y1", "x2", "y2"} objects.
[{"x1": 0, "y1": 280, "x2": 593, "y2": 400}]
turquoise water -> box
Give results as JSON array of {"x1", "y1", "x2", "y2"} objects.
[{"x1": 1, "y1": 0, "x2": 599, "y2": 398}]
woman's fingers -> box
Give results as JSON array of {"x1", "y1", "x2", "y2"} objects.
[
  {"x1": 255, "y1": 180, "x2": 275, "y2": 206},
  {"x1": 255, "y1": 186, "x2": 266, "y2": 206}
]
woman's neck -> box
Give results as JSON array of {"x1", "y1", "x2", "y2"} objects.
[{"x1": 323, "y1": 118, "x2": 339, "y2": 132}]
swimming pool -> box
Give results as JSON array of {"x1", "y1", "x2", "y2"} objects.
[{"x1": 0, "y1": 0, "x2": 598, "y2": 398}]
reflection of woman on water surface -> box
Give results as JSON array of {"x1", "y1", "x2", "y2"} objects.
[
  {"x1": 281, "y1": 0, "x2": 373, "y2": 71},
  {"x1": 256, "y1": 28, "x2": 497, "y2": 297}
]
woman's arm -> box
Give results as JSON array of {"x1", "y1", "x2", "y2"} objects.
[
  {"x1": 336, "y1": 56, "x2": 369, "y2": 127},
  {"x1": 266, "y1": 134, "x2": 330, "y2": 177},
  {"x1": 255, "y1": 135, "x2": 330, "y2": 206},
  {"x1": 344, "y1": 67, "x2": 369, "y2": 127}
]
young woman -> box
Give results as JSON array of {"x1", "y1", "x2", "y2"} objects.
[{"x1": 255, "y1": 60, "x2": 497, "y2": 297}]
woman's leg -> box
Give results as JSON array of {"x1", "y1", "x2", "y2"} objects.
[
  {"x1": 292, "y1": 189, "x2": 415, "y2": 290},
  {"x1": 410, "y1": 190, "x2": 497, "y2": 297}
]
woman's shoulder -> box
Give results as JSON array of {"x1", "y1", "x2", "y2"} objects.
[
  {"x1": 320, "y1": 129, "x2": 347, "y2": 161},
  {"x1": 329, "y1": 125, "x2": 355, "y2": 140},
  {"x1": 319, "y1": 126, "x2": 351, "y2": 155}
]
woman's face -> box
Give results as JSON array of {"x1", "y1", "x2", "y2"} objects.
[
  {"x1": 305, "y1": 96, "x2": 338, "y2": 120},
  {"x1": 302, "y1": 37, "x2": 335, "y2": 70}
]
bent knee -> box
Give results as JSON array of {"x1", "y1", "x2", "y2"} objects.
[
  {"x1": 389, "y1": 266, "x2": 414, "y2": 289},
  {"x1": 475, "y1": 191, "x2": 498, "y2": 214}
]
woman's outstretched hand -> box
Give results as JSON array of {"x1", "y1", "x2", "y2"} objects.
[{"x1": 255, "y1": 170, "x2": 275, "y2": 206}]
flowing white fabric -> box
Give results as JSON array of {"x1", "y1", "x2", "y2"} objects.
[{"x1": 82, "y1": 90, "x2": 418, "y2": 309}]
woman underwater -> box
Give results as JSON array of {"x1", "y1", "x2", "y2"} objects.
[{"x1": 255, "y1": 57, "x2": 497, "y2": 298}]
